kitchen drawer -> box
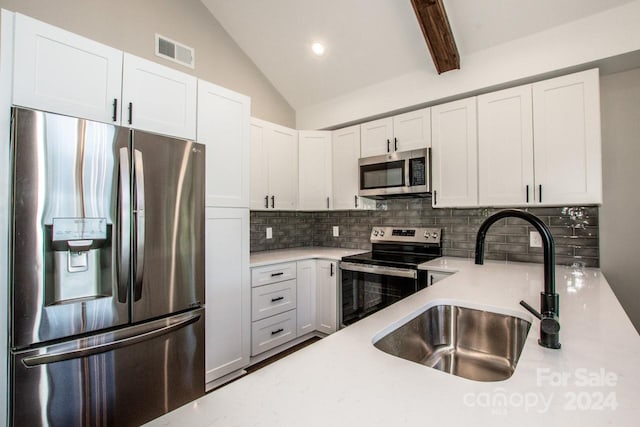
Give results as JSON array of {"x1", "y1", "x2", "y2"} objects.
[
  {"x1": 251, "y1": 279, "x2": 297, "y2": 321},
  {"x1": 251, "y1": 262, "x2": 296, "y2": 287},
  {"x1": 251, "y1": 309, "x2": 297, "y2": 356}
]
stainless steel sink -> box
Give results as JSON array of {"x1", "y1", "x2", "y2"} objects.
[{"x1": 373, "y1": 304, "x2": 531, "y2": 382}]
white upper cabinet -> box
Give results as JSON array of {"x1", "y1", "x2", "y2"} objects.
[
  {"x1": 431, "y1": 97, "x2": 478, "y2": 208},
  {"x1": 13, "y1": 13, "x2": 123, "y2": 124},
  {"x1": 360, "y1": 108, "x2": 430, "y2": 157},
  {"x1": 331, "y1": 125, "x2": 375, "y2": 210},
  {"x1": 298, "y1": 131, "x2": 333, "y2": 210},
  {"x1": 197, "y1": 80, "x2": 250, "y2": 208},
  {"x1": 205, "y1": 207, "x2": 250, "y2": 385},
  {"x1": 360, "y1": 117, "x2": 393, "y2": 157},
  {"x1": 478, "y1": 85, "x2": 534, "y2": 206},
  {"x1": 316, "y1": 260, "x2": 337, "y2": 335},
  {"x1": 122, "y1": 53, "x2": 197, "y2": 140},
  {"x1": 392, "y1": 108, "x2": 431, "y2": 152},
  {"x1": 250, "y1": 118, "x2": 298, "y2": 210},
  {"x1": 532, "y1": 69, "x2": 602, "y2": 205}
]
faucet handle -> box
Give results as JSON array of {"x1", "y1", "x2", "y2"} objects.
[{"x1": 520, "y1": 300, "x2": 561, "y2": 349}]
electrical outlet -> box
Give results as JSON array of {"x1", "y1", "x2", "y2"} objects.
[
  {"x1": 333, "y1": 226, "x2": 339, "y2": 237},
  {"x1": 530, "y1": 231, "x2": 542, "y2": 248},
  {"x1": 266, "y1": 227, "x2": 272, "y2": 239}
]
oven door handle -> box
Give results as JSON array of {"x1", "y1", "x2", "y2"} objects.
[{"x1": 339, "y1": 262, "x2": 417, "y2": 279}]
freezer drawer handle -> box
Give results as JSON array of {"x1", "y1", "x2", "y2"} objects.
[
  {"x1": 22, "y1": 312, "x2": 201, "y2": 367},
  {"x1": 271, "y1": 328, "x2": 284, "y2": 335},
  {"x1": 271, "y1": 296, "x2": 284, "y2": 302}
]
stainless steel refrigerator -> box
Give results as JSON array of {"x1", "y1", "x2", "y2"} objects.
[{"x1": 9, "y1": 107, "x2": 205, "y2": 426}]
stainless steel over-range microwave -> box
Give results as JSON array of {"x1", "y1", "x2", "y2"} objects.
[{"x1": 358, "y1": 148, "x2": 431, "y2": 199}]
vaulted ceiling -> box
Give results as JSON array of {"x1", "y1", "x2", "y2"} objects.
[{"x1": 201, "y1": 0, "x2": 635, "y2": 111}]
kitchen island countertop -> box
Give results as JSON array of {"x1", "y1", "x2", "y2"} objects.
[{"x1": 147, "y1": 257, "x2": 640, "y2": 426}]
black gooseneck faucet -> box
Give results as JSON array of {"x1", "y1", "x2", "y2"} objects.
[{"x1": 475, "y1": 209, "x2": 561, "y2": 349}]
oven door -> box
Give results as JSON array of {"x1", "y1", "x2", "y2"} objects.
[{"x1": 339, "y1": 262, "x2": 417, "y2": 328}]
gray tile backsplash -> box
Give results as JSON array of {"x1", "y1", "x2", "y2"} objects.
[{"x1": 250, "y1": 200, "x2": 599, "y2": 267}]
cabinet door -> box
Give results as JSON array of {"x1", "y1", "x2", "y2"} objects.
[
  {"x1": 298, "y1": 131, "x2": 332, "y2": 210},
  {"x1": 532, "y1": 69, "x2": 602, "y2": 205},
  {"x1": 478, "y1": 86, "x2": 534, "y2": 206},
  {"x1": 393, "y1": 108, "x2": 431, "y2": 151},
  {"x1": 360, "y1": 117, "x2": 393, "y2": 157},
  {"x1": 267, "y1": 124, "x2": 298, "y2": 210},
  {"x1": 296, "y1": 260, "x2": 317, "y2": 336},
  {"x1": 13, "y1": 13, "x2": 123, "y2": 124},
  {"x1": 316, "y1": 260, "x2": 337, "y2": 334},
  {"x1": 431, "y1": 97, "x2": 478, "y2": 208},
  {"x1": 250, "y1": 119, "x2": 270, "y2": 210},
  {"x1": 198, "y1": 80, "x2": 250, "y2": 208},
  {"x1": 205, "y1": 208, "x2": 250, "y2": 384},
  {"x1": 122, "y1": 53, "x2": 197, "y2": 139}
]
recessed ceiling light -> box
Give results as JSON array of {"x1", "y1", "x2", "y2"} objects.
[{"x1": 311, "y1": 42, "x2": 325, "y2": 56}]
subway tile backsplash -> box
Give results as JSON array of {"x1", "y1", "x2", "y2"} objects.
[{"x1": 250, "y1": 200, "x2": 599, "y2": 267}]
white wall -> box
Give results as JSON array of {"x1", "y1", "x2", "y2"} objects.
[
  {"x1": 600, "y1": 68, "x2": 640, "y2": 333},
  {"x1": 0, "y1": 0, "x2": 295, "y2": 127},
  {"x1": 297, "y1": 0, "x2": 640, "y2": 129}
]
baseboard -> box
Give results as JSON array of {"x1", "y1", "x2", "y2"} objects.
[
  {"x1": 205, "y1": 369, "x2": 248, "y2": 392},
  {"x1": 248, "y1": 332, "x2": 326, "y2": 366}
]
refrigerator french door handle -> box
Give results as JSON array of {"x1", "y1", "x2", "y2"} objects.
[
  {"x1": 134, "y1": 149, "x2": 146, "y2": 301},
  {"x1": 21, "y1": 311, "x2": 202, "y2": 367},
  {"x1": 118, "y1": 147, "x2": 131, "y2": 303}
]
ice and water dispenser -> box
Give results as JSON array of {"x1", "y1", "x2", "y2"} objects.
[{"x1": 46, "y1": 218, "x2": 112, "y2": 305}]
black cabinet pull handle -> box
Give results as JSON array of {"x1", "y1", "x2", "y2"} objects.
[
  {"x1": 271, "y1": 195, "x2": 275, "y2": 209},
  {"x1": 265, "y1": 195, "x2": 269, "y2": 208},
  {"x1": 271, "y1": 296, "x2": 284, "y2": 302},
  {"x1": 539, "y1": 185, "x2": 542, "y2": 203},
  {"x1": 112, "y1": 98, "x2": 118, "y2": 122},
  {"x1": 526, "y1": 185, "x2": 530, "y2": 203},
  {"x1": 387, "y1": 139, "x2": 390, "y2": 152},
  {"x1": 430, "y1": 275, "x2": 434, "y2": 286},
  {"x1": 127, "y1": 102, "x2": 133, "y2": 125},
  {"x1": 271, "y1": 328, "x2": 284, "y2": 335},
  {"x1": 354, "y1": 195, "x2": 358, "y2": 208},
  {"x1": 433, "y1": 190, "x2": 437, "y2": 206},
  {"x1": 394, "y1": 137, "x2": 398, "y2": 151},
  {"x1": 270, "y1": 272, "x2": 284, "y2": 277},
  {"x1": 330, "y1": 263, "x2": 334, "y2": 277},
  {"x1": 326, "y1": 197, "x2": 330, "y2": 209}
]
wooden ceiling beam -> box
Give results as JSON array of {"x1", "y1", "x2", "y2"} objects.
[{"x1": 410, "y1": 0, "x2": 460, "y2": 74}]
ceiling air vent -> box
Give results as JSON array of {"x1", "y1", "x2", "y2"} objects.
[{"x1": 155, "y1": 34, "x2": 195, "y2": 68}]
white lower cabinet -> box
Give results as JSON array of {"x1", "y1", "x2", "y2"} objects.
[
  {"x1": 316, "y1": 260, "x2": 338, "y2": 334},
  {"x1": 250, "y1": 258, "x2": 339, "y2": 356},
  {"x1": 205, "y1": 208, "x2": 250, "y2": 385},
  {"x1": 426, "y1": 270, "x2": 453, "y2": 286},
  {"x1": 296, "y1": 260, "x2": 317, "y2": 336},
  {"x1": 251, "y1": 280, "x2": 296, "y2": 321},
  {"x1": 251, "y1": 309, "x2": 297, "y2": 356}
]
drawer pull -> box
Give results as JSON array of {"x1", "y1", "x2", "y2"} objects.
[
  {"x1": 270, "y1": 272, "x2": 284, "y2": 277},
  {"x1": 271, "y1": 328, "x2": 284, "y2": 335},
  {"x1": 271, "y1": 296, "x2": 284, "y2": 302}
]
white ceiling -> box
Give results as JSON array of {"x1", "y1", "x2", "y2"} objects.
[{"x1": 201, "y1": 0, "x2": 635, "y2": 110}]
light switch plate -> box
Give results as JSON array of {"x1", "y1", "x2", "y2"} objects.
[
  {"x1": 333, "y1": 226, "x2": 339, "y2": 237},
  {"x1": 266, "y1": 227, "x2": 272, "y2": 239},
  {"x1": 530, "y1": 231, "x2": 542, "y2": 248}
]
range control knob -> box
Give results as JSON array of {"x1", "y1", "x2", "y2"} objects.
[
  {"x1": 424, "y1": 231, "x2": 431, "y2": 239},
  {"x1": 432, "y1": 232, "x2": 439, "y2": 239},
  {"x1": 379, "y1": 230, "x2": 385, "y2": 237},
  {"x1": 373, "y1": 230, "x2": 379, "y2": 237}
]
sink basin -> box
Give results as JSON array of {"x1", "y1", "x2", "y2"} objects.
[{"x1": 373, "y1": 304, "x2": 531, "y2": 382}]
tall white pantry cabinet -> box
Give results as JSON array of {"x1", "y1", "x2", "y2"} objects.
[{"x1": 197, "y1": 81, "x2": 252, "y2": 388}]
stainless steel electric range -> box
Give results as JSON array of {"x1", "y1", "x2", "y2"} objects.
[{"x1": 339, "y1": 226, "x2": 442, "y2": 327}]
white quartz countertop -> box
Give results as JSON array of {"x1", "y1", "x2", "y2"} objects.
[
  {"x1": 148, "y1": 257, "x2": 640, "y2": 427},
  {"x1": 249, "y1": 246, "x2": 368, "y2": 267}
]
